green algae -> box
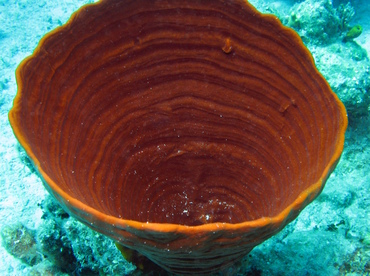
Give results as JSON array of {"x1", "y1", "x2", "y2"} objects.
[{"x1": 343, "y1": 25, "x2": 363, "y2": 42}]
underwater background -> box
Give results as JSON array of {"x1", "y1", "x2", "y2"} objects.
[{"x1": 0, "y1": 0, "x2": 369, "y2": 275}]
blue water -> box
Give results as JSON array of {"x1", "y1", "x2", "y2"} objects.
[{"x1": 0, "y1": 0, "x2": 369, "y2": 275}]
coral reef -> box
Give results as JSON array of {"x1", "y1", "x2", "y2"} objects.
[
  {"x1": 36, "y1": 219, "x2": 76, "y2": 273},
  {"x1": 311, "y1": 43, "x2": 369, "y2": 125},
  {"x1": 28, "y1": 261, "x2": 68, "y2": 276},
  {"x1": 287, "y1": 0, "x2": 342, "y2": 45},
  {"x1": 338, "y1": 246, "x2": 370, "y2": 274},
  {"x1": 277, "y1": 0, "x2": 369, "y2": 125},
  {"x1": 285, "y1": 0, "x2": 361, "y2": 46},
  {"x1": 40, "y1": 196, "x2": 136, "y2": 275},
  {"x1": 63, "y1": 219, "x2": 136, "y2": 275},
  {"x1": 337, "y1": 2, "x2": 356, "y2": 33},
  {"x1": 0, "y1": 223, "x2": 41, "y2": 266},
  {"x1": 0, "y1": 196, "x2": 136, "y2": 275}
]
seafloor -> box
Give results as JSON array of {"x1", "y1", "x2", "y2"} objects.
[{"x1": 0, "y1": 0, "x2": 369, "y2": 275}]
